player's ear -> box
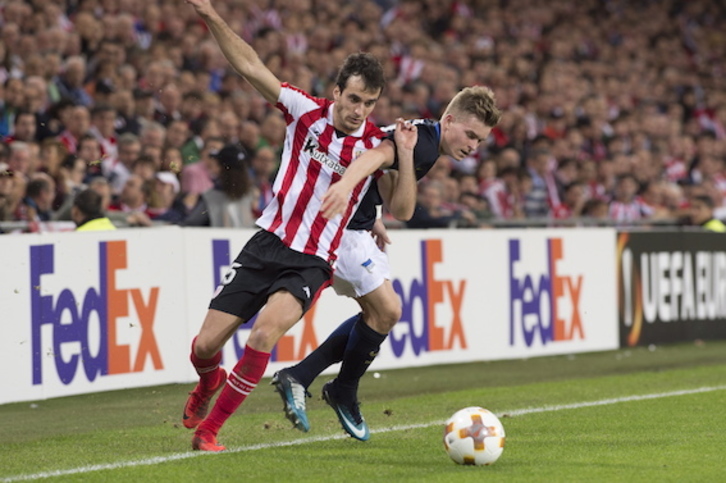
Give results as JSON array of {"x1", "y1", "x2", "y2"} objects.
[{"x1": 332, "y1": 85, "x2": 341, "y2": 100}]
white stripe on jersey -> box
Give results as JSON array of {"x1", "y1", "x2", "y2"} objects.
[{"x1": 256, "y1": 83, "x2": 384, "y2": 263}]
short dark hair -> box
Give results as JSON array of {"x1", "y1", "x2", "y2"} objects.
[
  {"x1": 14, "y1": 109, "x2": 35, "y2": 123},
  {"x1": 693, "y1": 194, "x2": 715, "y2": 209},
  {"x1": 335, "y1": 52, "x2": 386, "y2": 94},
  {"x1": 26, "y1": 178, "x2": 51, "y2": 198},
  {"x1": 73, "y1": 189, "x2": 104, "y2": 220}
]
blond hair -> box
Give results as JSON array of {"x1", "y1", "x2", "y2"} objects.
[{"x1": 443, "y1": 86, "x2": 502, "y2": 127}]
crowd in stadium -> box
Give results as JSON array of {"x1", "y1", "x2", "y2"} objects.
[{"x1": 1, "y1": 0, "x2": 725, "y2": 232}]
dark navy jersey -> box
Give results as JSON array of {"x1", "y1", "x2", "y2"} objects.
[{"x1": 347, "y1": 119, "x2": 441, "y2": 230}]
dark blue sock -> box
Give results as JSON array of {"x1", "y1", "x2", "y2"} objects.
[
  {"x1": 287, "y1": 313, "x2": 361, "y2": 388},
  {"x1": 336, "y1": 317, "x2": 387, "y2": 396}
]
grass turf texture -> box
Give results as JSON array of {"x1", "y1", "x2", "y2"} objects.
[{"x1": 1, "y1": 340, "x2": 725, "y2": 482}]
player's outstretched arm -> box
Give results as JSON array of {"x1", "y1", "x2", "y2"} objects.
[
  {"x1": 321, "y1": 118, "x2": 417, "y2": 220},
  {"x1": 320, "y1": 140, "x2": 395, "y2": 220},
  {"x1": 186, "y1": 0, "x2": 281, "y2": 105},
  {"x1": 378, "y1": 119, "x2": 418, "y2": 221}
]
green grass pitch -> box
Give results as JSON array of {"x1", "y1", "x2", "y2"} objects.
[{"x1": 2, "y1": 340, "x2": 725, "y2": 482}]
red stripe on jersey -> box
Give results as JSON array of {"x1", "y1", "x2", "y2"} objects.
[
  {"x1": 305, "y1": 132, "x2": 360, "y2": 258},
  {"x1": 301, "y1": 124, "x2": 336, "y2": 255},
  {"x1": 269, "y1": 107, "x2": 321, "y2": 234},
  {"x1": 325, "y1": 135, "x2": 376, "y2": 260},
  {"x1": 284, "y1": 122, "x2": 334, "y2": 246}
]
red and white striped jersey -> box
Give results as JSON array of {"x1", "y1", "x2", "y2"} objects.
[
  {"x1": 608, "y1": 197, "x2": 654, "y2": 222},
  {"x1": 256, "y1": 83, "x2": 385, "y2": 264}
]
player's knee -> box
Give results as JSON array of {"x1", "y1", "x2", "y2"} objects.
[
  {"x1": 193, "y1": 336, "x2": 218, "y2": 359},
  {"x1": 246, "y1": 324, "x2": 279, "y2": 353},
  {"x1": 381, "y1": 303, "x2": 402, "y2": 331},
  {"x1": 368, "y1": 301, "x2": 401, "y2": 333}
]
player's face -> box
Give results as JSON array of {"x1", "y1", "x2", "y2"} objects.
[
  {"x1": 440, "y1": 114, "x2": 492, "y2": 160},
  {"x1": 333, "y1": 75, "x2": 381, "y2": 134}
]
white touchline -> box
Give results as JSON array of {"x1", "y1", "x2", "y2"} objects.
[{"x1": 3, "y1": 384, "x2": 725, "y2": 482}]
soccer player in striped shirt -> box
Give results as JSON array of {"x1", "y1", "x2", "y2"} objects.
[
  {"x1": 183, "y1": 0, "x2": 394, "y2": 452},
  {"x1": 274, "y1": 87, "x2": 502, "y2": 441}
]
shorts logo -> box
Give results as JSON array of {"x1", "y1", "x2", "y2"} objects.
[{"x1": 362, "y1": 259, "x2": 375, "y2": 273}]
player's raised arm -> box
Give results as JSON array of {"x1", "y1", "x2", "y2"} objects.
[
  {"x1": 186, "y1": 0, "x2": 281, "y2": 105},
  {"x1": 377, "y1": 119, "x2": 418, "y2": 221}
]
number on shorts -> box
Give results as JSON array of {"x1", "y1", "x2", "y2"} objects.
[{"x1": 221, "y1": 262, "x2": 242, "y2": 285}]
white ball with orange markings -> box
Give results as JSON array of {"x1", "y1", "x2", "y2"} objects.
[{"x1": 443, "y1": 406, "x2": 506, "y2": 466}]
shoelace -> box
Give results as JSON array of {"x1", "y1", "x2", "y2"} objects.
[{"x1": 290, "y1": 381, "x2": 309, "y2": 409}]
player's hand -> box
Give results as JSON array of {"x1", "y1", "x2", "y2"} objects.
[
  {"x1": 394, "y1": 118, "x2": 418, "y2": 151},
  {"x1": 321, "y1": 182, "x2": 350, "y2": 219},
  {"x1": 185, "y1": 0, "x2": 213, "y2": 15},
  {"x1": 371, "y1": 217, "x2": 391, "y2": 250}
]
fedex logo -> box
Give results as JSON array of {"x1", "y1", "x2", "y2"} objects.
[
  {"x1": 509, "y1": 238, "x2": 584, "y2": 347},
  {"x1": 31, "y1": 241, "x2": 163, "y2": 385},
  {"x1": 212, "y1": 240, "x2": 319, "y2": 362},
  {"x1": 391, "y1": 239, "x2": 467, "y2": 356}
]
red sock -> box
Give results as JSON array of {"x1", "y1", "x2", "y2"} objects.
[
  {"x1": 190, "y1": 337, "x2": 223, "y2": 391},
  {"x1": 199, "y1": 344, "x2": 270, "y2": 435}
]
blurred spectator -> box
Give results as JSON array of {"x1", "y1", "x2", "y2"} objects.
[
  {"x1": 107, "y1": 132, "x2": 141, "y2": 194},
  {"x1": 139, "y1": 121, "x2": 166, "y2": 154},
  {"x1": 552, "y1": 181, "x2": 587, "y2": 220},
  {"x1": 2, "y1": 0, "x2": 726, "y2": 232},
  {"x1": 109, "y1": 174, "x2": 149, "y2": 215},
  {"x1": 6, "y1": 109, "x2": 37, "y2": 143},
  {"x1": 0, "y1": 162, "x2": 17, "y2": 222},
  {"x1": 524, "y1": 148, "x2": 557, "y2": 218},
  {"x1": 89, "y1": 104, "x2": 118, "y2": 162},
  {"x1": 581, "y1": 198, "x2": 610, "y2": 221},
  {"x1": 0, "y1": 77, "x2": 25, "y2": 137},
  {"x1": 238, "y1": 120, "x2": 259, "y2": 152},
  {"x1": 406, "y1": 180, "x2": 475, "y2": 229},
  {"x1": 131, "y1": 154, "x2": 158, "y2": 182},
  {"x1": 257, "y1": 111, "x2": 286, "y2": 154},
  {"x1": 459, "y1": 191, "x2": 493, "y2": 226},
  {"x1": 54, "y1": 153, "x2": 88, "y2": 212},
  {"x1": 112, "y1": 88, "x2": 142, "y2": 135},
  {"x1": 184, "y1": 144, "x2": 256, "y2": 228},
  {"x1": 181, "y1": 136, "x2": 224, "y2": 197},
  {"x1": 75, "y1": 134, "x2": 102, "y2": 181},
  {"x1": 687, "y1": 194, "x2": 726, "y2": 232},
  {"x1": 148, "y1": 171, "x2": 187, "y2": 223},
  {"x1": 165, "y1": 120, "x2": 191, "y2": 153},
  {"x1": 608, "y1": 174, "x2": 654, "y2": 223},
  {"x1": 154, "y1": 83, "x2": 182, "y2": 126},
  {"x1": 180, "y1": 117, "x2": 220, "y2": 165},
  {"x1": 161, "y1": 146, "x2": 183, "y2": 174},
  {"x1": 248, "y1": 146, "x2": 276, "y2": 217},
  {"x1": 71, "y1": 188, "x2": 117, "y2": 231},
  {"x1": 218, "y1": 110, "x2": 241, "y2": 145},
  {"x1": 58, "y1": 105, "x2": 91, "y2": 154},
  {"x1": 54, "y1": 56, "x2": 93, "y2": 107},
  {"x1": 6, "y1": 141, "x2": 32, "y2": 179},
  {"x1": 17, "y1": 173, "x2": 55, "y2": 222}
]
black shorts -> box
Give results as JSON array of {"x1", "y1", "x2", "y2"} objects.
[{"x1": 209, "y1": 230, "x2": 333, "y2": 321}]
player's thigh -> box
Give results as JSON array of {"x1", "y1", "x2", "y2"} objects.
[{"x1": 195, "y1": 308, "x2": 245, "y2": 357}]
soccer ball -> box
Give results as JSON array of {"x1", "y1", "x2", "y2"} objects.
[{"x1": 443, "y1": 406, "x2": 506, "y2": 466}]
